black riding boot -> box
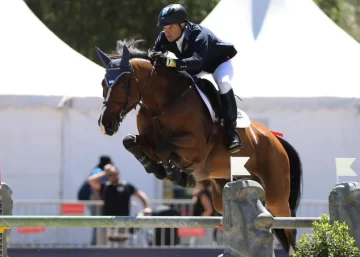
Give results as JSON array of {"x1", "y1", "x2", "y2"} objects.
[{"x1": 220, "y1": 89, "x2": 243, "y2": 153}]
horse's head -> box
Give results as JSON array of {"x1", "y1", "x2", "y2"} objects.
[
  {"x1": 95, "y1": 38, "x2": 184, "y2": 136},
  {"x1": 96, "y1": 42, "x2": 140, "y2": 136}
]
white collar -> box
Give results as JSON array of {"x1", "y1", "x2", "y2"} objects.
[{"x1": 176, "y1": 32, "x2": 185, "y2": 53}]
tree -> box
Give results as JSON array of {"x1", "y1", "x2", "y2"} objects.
[
  {"x1": 314, "y1": 0, "x2": 360, "y2": 43},
  {"x1": 341, "y1": 0, "x2": 360, "y2": 42},
  {"x1": 24, "y1": 0, "x2": 219, "y2": 65},
  {"x1": 313, "y1": 0, "x2": 344, "y2": 26}
]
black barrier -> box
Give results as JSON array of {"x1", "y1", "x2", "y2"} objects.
[{"x1": 9, "y1": 248, "x2": 288, "y2": 257}]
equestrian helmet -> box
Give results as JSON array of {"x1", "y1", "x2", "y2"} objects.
[{"x1": 157, "y1": 4, "x2": 189, "y2": 27}]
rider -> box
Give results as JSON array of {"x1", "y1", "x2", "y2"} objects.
[{"x1": 149, "y1": 4, "x2": 243, "y2": 153}]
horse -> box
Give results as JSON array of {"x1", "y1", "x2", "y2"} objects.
[{"x1": 95, "y1": 38, "x2": 303, "y2": 255}]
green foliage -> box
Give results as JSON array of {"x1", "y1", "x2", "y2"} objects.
[
  {"x1": 313, "y1": 0, "x2": 360, "y2": 43},
  {"x1": 313, "y1": 0, "x2": 344, "y2": 26},
  {"x1": 24, "y1": 0, "x2": 219, "y2": 65},
  {"x1": 294, "y1": 214, "x2": 360, "y2": 257},
  {"x1": 340, "y1": 0, "x2": 360, "y2": 43}
]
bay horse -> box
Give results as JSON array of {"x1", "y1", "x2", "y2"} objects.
[{"x1": 95, "y1": 39, "x2": 302, "y2": 255}]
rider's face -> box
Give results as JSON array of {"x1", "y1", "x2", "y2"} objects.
[{"x1": 163, "y1": 23, "x2": 183, "y2": 42}]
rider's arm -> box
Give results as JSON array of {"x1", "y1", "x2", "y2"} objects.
[
  {"x1": 169, "y1": 30, "x2": 208, "y2": 71},
  {"x1": 133, "y1": 190, "x2": 150, "y2": 209},
  {"x1": 133, "y1": 189, "x2": 152, "y2": 215},
  {"x1": 88, "y1": 171, "x2": 106, "y2": 199},
  {"x1": 152, "y1": 32, "x2": 168, "y2": 52}
]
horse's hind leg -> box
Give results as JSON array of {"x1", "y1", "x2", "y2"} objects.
[
  {"x1": 210, "y1": 179, "x2": 229, "y2": 214},
  {"x1": 211, "y1": 176, "x2": 298, "y2": 255},
  {"x1": 261, "y1": 159, "x2": 296, "y2": 255}
]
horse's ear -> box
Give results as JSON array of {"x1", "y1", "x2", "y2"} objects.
[
  {"x1": 120, "y1": 45, "x2": 130, "y2": 69},
  {"x1": 95, "y1": 47, "x2": 111, "y2": 67}
]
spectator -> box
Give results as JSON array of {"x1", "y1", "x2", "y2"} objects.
[
  {"x1": 77, "y1": 155, "x2": 113, "y2": 245},
  {"x1": 78, "y1": 155, "x2": 112, "y2": 201},
  {"x1": 149, "y1": 205, "x2": 181, "y2": 246},
  {"x1": 88, "y1": 164, "x2": 151, "y2": 245}
]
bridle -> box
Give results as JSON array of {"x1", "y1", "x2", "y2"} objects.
[
  {"x1": 102, "y1": 59, "x2": 193, "y2": 131},
  {"x1": 102, "y1": 62, "x2": 156, "y2": 123}
]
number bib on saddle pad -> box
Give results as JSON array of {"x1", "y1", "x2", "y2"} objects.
[{"x1": 235, "y1": 109, "x2": 251, "y2": 128}]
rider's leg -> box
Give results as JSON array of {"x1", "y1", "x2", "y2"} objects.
[{"x1": 212, "y1": 60, "x2": 243, "y2": 153}]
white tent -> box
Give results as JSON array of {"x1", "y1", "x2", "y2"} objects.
[
  {"x1": 0, "y1": 0, "x2": 104, "y2": 99},
  {"x1": 201, "y1": 0, "x2": 360, "y2": 202},
  {"x1": 0, "y1": 0, "x2": 161, "y2": 202}
]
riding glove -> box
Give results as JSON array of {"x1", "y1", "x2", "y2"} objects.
[
  {"x1": 149, "y1": 51, "x2": 167, "y2": 65},
  {"x1": 149, "y1": 51, "x2": 176, "y2": 68}
]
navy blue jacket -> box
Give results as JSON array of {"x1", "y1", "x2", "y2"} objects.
[{"x1": 152, "y1": 22, "x2": 237, "y2": 75}]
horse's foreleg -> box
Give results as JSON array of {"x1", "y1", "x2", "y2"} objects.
[
  {"x1": 166, "y1": 168, "x2": 196, "y2": 188},
  {"x1": 164, "y1": 153, "x2": 196, "y2": 188},
  {"x1": 123, "y1": 135, "x2": 197, "y2": 187},
  {"x1": 123, "y1": 134, "x2": 167, "y2": 180}
]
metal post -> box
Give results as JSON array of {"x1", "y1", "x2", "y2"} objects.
[{"x1": 0, "y1": 183, "x2": 13, "y2": 257}]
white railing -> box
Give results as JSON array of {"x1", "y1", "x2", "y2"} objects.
[{"x1": 8, "y1": 199, "x2": 328, "y2": 248}]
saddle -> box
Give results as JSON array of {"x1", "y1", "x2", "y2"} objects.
[
  {"x1": 177, "y1": 71, "x2": 248, "y2": 129},
  {"x1": 191, "y1": 76, "x2": 223, "y2": 119}
]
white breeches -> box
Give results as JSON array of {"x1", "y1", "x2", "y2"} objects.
[{"x1": 212, "y1": 60, "x2": 234, "y2": 94}]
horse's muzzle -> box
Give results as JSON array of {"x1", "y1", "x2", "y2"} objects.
[{"x1": 98, "y1": 113, "x2": 120, "y2": 136}]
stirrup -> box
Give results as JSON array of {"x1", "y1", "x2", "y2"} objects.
[
  {"x1": 227, "y1": 131, "x2": 243, "y2": 153},
  {"x1": 228, "y1": 141, "x2": 243, "y2": 153}
]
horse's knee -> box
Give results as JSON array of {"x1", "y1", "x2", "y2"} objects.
[
  {"x1": 123, "y1": 134, "x2": 139, "y2": 152},
  {"x1": 210, "y1": 180, "x2": 226, "y2": 214},
  {"x1": 211, "y1": 191, "x2": 223, "y2": 214},
  {"x1": 213, "y1": 198, "x2": 223, "y2": 214},
  {"x1": 123, "y1": 135, "x2": 167, "y2": 180}
]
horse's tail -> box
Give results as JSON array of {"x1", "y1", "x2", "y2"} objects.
[
  {"x1": 276, "y1": 136, "x2": 303, "y2": 213},
  {"x1": 274, "y1": 136, "x2": 303, "y2": 253}
]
